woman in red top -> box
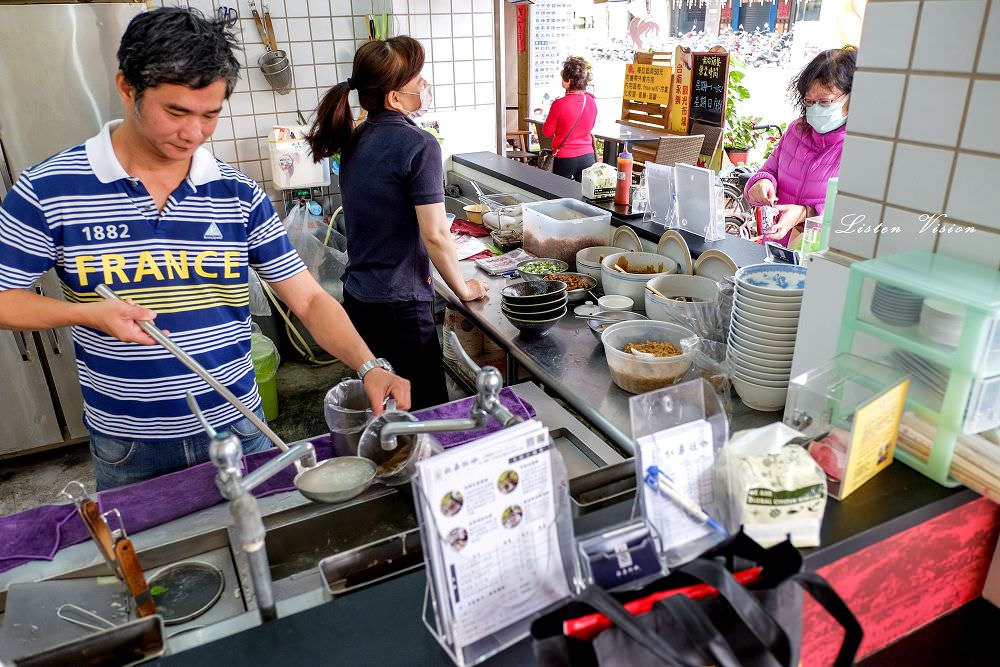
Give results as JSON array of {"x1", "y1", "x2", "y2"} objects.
[{"x1": 542, "y1": 56, "x2": 598, "y2": 182}]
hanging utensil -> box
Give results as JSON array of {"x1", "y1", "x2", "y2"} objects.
[
  {"x1": 262, "y1": 3, "x2": 278, "y2": 51},
  {"x1": 250, "y1": 0, "x2": 292, "y2": 95}
]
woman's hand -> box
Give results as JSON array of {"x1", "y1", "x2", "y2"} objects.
[
  {"x1": 748, "y1": 180, "x2": 777, "y2": 206},
  {"x1": 772, "y1": 204, "x2": 811, "y2": 237},
  {"x1": 459, "y1": 278, "x2": 490, "y2": 302}
]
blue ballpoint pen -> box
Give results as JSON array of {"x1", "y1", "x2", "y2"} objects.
[{"x1": 644, "y1": 465, "x2": 727, "y2": 535}]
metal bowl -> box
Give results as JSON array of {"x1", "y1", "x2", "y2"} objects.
[
  {"x1": 585, "y1": 310, "x2": 649, "y2": 341},
  {"x1": 540, "y1": 272, "x2": 598, "y2": 304},
  {"x1": 504, "y1": 305, "x2": 567, "y2": 336},
  {"x1": 500, "y1": 280, "x2": 567, "y2": 304},
  {"x1": 516, "y1": 258, "x2": 569, "y2": 282},
  {"x1": 357, "y1": 409, "x2": 437, "y2": 486}
]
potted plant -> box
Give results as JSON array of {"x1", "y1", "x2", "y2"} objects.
[{"x1": 723, "y1": 65, "x2": 754, "y2": 165}]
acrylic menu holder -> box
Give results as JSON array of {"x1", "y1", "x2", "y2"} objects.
[
  {"x1": 673, "y1": 163, "x2": 726, "y2": 242},
  {"x1": 642, "y1": 162, "x2": 676, "y2": 228},
  {"x1": 629, "y1": 378, "x2": 729, "y2": 566},
  {"x1": 414, "y1": 420, "x2": 577, "y2": 667}
]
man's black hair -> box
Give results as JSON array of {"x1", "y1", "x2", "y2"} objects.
[{"x1": 117, "y1": 7, "x2": 241, "y2": 102}]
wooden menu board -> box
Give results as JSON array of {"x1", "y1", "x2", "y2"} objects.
[
  {"x1": 667, "y1": 45, "x2": 693, "y2": 135},
  {"x1": 623, "y1": 63, "x2": 672, "y2": 105},
  {"x1": 689, "y1": 50, "x2": 729, "y2": 128}
]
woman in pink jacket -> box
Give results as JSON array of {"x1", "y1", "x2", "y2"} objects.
[{"x1": 744, "y1": 48, "x2": 857, "y2": 247}]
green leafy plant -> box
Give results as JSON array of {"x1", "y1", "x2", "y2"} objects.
[{"x1": 723, "y1": 61, "x2": 786, "y2": 162}]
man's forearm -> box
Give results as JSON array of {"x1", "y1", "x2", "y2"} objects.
[
  {"x1": 0, "y1": 289, "x2": 87, "y2": 331},
  {"x1": 292, "y1": 291, "x2": 376, "y2": 370}
]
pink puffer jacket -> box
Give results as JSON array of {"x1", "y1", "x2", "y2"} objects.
[{"x1": 743, "y1": 118, "x2": 847, "y2": 245}]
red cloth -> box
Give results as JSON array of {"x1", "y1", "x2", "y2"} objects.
[
  {"x1": 542, "y1": 92, "x2": 598, "y2": 158},
  {"x1": 451, "y1": 218, "x2": 490, "y2": 237}
]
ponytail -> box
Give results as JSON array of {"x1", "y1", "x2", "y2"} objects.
[{"x1": 308, "y1": 81, "x2": 354, "y2": 160}]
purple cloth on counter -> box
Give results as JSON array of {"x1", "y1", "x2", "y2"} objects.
[{"x1": 0, "y1": 388, "x2": 535, "y2": 573}]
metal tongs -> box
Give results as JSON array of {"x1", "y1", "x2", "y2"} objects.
[{"x1": 59, "y1": 482, "x2": 157, "y2": 618}]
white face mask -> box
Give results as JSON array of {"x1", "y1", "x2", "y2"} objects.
[
  {"x1": 398, "y1": 82, "x2": 432, "y2": 118},
  {"x1": 805, "y1": 99, "x2": 847, "y2": 134}
]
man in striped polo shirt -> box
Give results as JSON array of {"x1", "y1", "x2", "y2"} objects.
[{"x1": 0, "y1": 8, "x2": 410, "y2": 489}]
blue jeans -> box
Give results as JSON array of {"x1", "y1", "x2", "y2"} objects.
[{"x1": 89, "y1": 408, "x2": 274, "y2": 491}]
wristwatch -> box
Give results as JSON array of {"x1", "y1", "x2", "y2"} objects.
[{"x1": 357, "y1": 357, "x2": 393, "y2": 382}]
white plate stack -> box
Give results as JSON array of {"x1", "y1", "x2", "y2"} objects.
[
  {"x1": 727, "y1": 264, "x2": 807, "y2": 412},
  {"x1": 918, "y1": 299, "x2": 965, "y2": 347},
  {"x1": 871, "y1": 282, "x2": 924, "y2": 326}
]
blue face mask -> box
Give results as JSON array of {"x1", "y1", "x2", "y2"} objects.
[{"x1": 806, "y1": 99, "x2": 847, "y2": 134}]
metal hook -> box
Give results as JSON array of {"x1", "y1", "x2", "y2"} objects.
[
  {"x1": 57, "y1": 604, "x2": 117, "y2": 633},
  {"x1": 59, "y1": 480, "x2": 88, "y2": 504},
  {"x1": 103, "y1": 507, "x2": 127, "y2": 540}
]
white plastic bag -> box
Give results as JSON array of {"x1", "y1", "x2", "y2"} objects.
[{"x1": 282, "y1": 202, "x2": 347, "y2": 300}]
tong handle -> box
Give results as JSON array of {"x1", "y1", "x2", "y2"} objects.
[
  {"x1": 80, "y1": 500, "x2": 121, "y2": 577},
  {"x1": 115, "y1": 539, "x2": 157, "y2": 618}
]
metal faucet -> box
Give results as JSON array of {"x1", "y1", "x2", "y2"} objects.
[
  {"x1": 190, "y1": 393, "x2": 314, "y2": 623},
  {"x1": 378, "y1": 331, "x2": 522, "y2": 450}
]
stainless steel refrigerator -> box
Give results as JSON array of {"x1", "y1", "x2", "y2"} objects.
[{"x1": 0, "y1": 1, "x2": 145, "y2": 456}]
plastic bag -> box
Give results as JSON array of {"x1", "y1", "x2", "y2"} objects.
[
  {"x1": 282, "y1": 202, "x2": 348, "y2": 301},
  {"x1": 682, "y1": 338, "x2": 733, "y2": 418},
  {"x1": 248, "y1": 268, "x2": 271, "y2": 316}
]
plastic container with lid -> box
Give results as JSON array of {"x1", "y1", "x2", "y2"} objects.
[
  {"x1": 251, "y1": 332, "x2": 281, "y2": 421},
  {"x1": 601, "y1": 320, "x2": 696, "y2": 394},
  {"x1": 522, "y1": 198, "x2": 612, "y2": 269}
]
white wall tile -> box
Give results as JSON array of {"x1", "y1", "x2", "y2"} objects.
[
  {"x1": 248, "y1": 67, "x2": 271, "y2": 92},
  {"x1": 433, "y1": 62, "x2": 455, "y2": 85},
  {"x1": 431, "y1": 14, "x2": 452, "y2": 38},
  {"x1": 352, "y1": 0, "x2": 373, "y2": 13},
  {"x1": 244, "y1": 42, "x2": 267, "y2": 67},
  {"x1": 255, "y1": 114, "x2": 279, "y2": 137},
  {"x1": 475, "y1": 82, "x2": 494, "y2": 105},
  {"x1": 874, "y1": 207, "x2": 937, "y2": 258},
  {"x1": 979, "y1": 0, "x2": 1000, "y2": 74},
  {"x1": 232, "y1": 116, "x2": 258, "y2": 139},
  {"x1": 409, "y1": 0, "x2": 429, "y2": 12},
  {"x1": 828, "y1": 194, "x2": 883, "y2": 258},
  {"x1": 353, "y1": 16, "x2": 369, "y2": 36},
  {"x1": 936, "y1": 227, "x2": 1000, "y2": 269},
  {"x1": 886, "y1": 143, "x2": 953, "y2": 214},
  {"x1": 314, "y1": 41, "x2": 335, "y2": 64},
  {"x1": 337, "y1": 63, "x2": 353, "y2": 81},
  {"x1": 251, "y1": 91, "x2": 277, "y2": 115},
  {"x1": 856, "y1": 1, "x2": 919, "y2": 70},
  {"x1": 298, "y1": 88, "x2": 320, "y2": 115},
  {"x1": 837, "y1": 135, "x2": 894, "y2": 201},
  {"x1": 452, "y1": 38, "x2": 473, "y2": 58},
  {"x1": 454, "y1": 83, "x2": 475, "y2": 106},
  {"x1": 473, "y1": 12, "x2": 492, "y2": 36},
  {"x1": 268, "y1": 0, "x2": 288, "y2": 15},
  {"x1": 293, "y1": 65, "x2": 317, "y2": 88},
  {"x1": 912, "y1": 1, "x2": 986, "y2": 73},
  {"x1": 454, "y1": 61, "x2": 475, "y2": 83},
  {"x1": 286, "y1": 18, "x2": 311, "y2": 40},
  {"x1": 331, "y1": 0, "x2": 352, "y2": 15},
  {"x1": 275, "y1": 91, "x2": 300, "y2": 112},
  {"x1": 430, "y1": 0, "x2": 450, "y2": 13},
  {"x1": 473, "y1": 36, "x2": 493, "y2": 60},
  {"x1": 212, "y1": 140, "x2": 238, "y2": 164},
  {"x1": 270, "y1": 18, "x2": 290, "y2": 43},
  {"x1": 391, "y1": 0, "x2": 407, "y2": 12},
  {"x1": 308, "y1": 0, "x2": 331, "y2": 15},
  {"x1": 290, "y1": 41, "x2": 315, "y2": 65},
  {"x1": 898, "y1": 75, "x2": 968, "y2": 147},
  {"x1": 335, "y1": 40, "x2": 356, "y2": 63},
  {"x1": 960, "y1": 80, "x2": 1000, "y2": 153},
  {"x1": 410, "y1": 14, "x2": 431, "y2": 38},
  {"x1": 453, "y1": 0, "x2": 472, "y2": 11},
  {"x1": 316, "y1": 64, "x2": 338, "y2": 87},
  {"x1": 947, "y1": 153, "x2": 1000, "y2": 231},
  {"x1": 452, "y1": 13, "x2": 473, "y2": 37},
  {"x1": 846, "y1": 72, "x2": 905, "y2": 138},
  {"x1": 433, "y1": 84, "x2": 455, "y2": 109},
  {"x1": 236, "y1": 138, "x2": 261, "y2": 161},
  {"x1": 332, "y1": 17, "x2": 355, "y2": 38},
  {"x1": 242, "y1": 160, "x2": 264, "y2": 183},
  {"x1": 432, "y1": 38, "x2": 453, "y2": 62},
  {"x1": 213, "y1": 116, "x2": 235, "y2": 141},
  {"x1": 310, "y1": 17, "x2": 333, "y2": 41},
  {"x1": 229, "y1": 91, "x2": 254, "y2": 116},
  {"x1": 285, "y1": 0, "x2": 309, "y2": 17}
]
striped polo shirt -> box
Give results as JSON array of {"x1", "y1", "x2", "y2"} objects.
[{"x1": 0, "y1": 121, "x2": 306, "y2": 439}]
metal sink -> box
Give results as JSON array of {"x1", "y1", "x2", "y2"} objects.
[{"x1": 229, "y1": 487, "x2": 418, "y2": 607}]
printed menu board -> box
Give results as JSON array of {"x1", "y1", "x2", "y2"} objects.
[
  {"x1": 417, "y1": 420, "x2": 570, "y2": 648},
  {"x1": 667, "y1": 45, "x2": 693, "y2": 135},
  {"x1": 689, "y1": 51, "x2": 729, "y2": 127},
  {"x1": 623, "y1": 63, "x2": 672, "y2": 105},
  {"x1": 530, "y1": 0, "x2": 574, "y2": 114}
]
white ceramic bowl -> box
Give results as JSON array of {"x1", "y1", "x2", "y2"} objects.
[
  {"x1": 598, "y1": 295, "x2": 634, "y2": 311},
  {"x1": 728, "y1": 337, "x2": 795, "y2": 361},
  {"x1": 731, "y1": 313, "x2": 799, "y2": 337},
  {"x1": 601, "y1": 251, "x2": 677, "y2": 312},
  {"x1": 728, "y1": 348, "x2": 793, "y2": 371},
  {"x1": 732, "y1": 306, "x2": 800, "y2": 329},
  {"x1": 735, "y1": 285, "x2": 803, "y2": 307},
  {"x1": 735, "y1": 263, "x2": 807, "y2": 297},
  {"x1": 732, "y1": 376, "x2": 789, "y2": 412},
  {"x1": 731, "y1": 362, "x2": 791, "y2": 383},
  {"x1": 733, "y1": 370, "x2": 791, "y2": 388},
  {"x1": 728, "y1": 333, "x2": 795, "y2": 355},
  {"x1": 733, "y1": 299, "x2": 802, "y2": 320},
  {"x1": 731, "y1": 319, "x2": 798, "y2": 343},
  {"x1": 576, "y1": 246, "x2": 624, "y2": 284},
  {"x1": 644, "y1": 275, "x2": 720, "y2": 337}
]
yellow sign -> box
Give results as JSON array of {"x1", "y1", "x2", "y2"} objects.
[
  {"x1": 623, "y1": 63, "x2": 672, "y2": 105},
  {"x1": 667, "y1": 46, "x2": 693, "y2": 135},
  {"x1": 841, "y1": 379, "x2": 909, "y2": 497}
]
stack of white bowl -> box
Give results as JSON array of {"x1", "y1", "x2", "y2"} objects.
[
  {"x1": 727, "y1": 264, "x2": 807, "y2": 412},
  {"x1": 918, "y1": 299, "x2": 965, "y2": 347}
]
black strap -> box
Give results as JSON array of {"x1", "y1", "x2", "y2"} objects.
[
  {"x1": 655, "y1": 595, "x2": 744, "y2": 667},
  {"x1": 679, "y1": 559, "x2": 793, "y2": 667},
  {"x1": 577, "y1": 586, "x2": 699, "y2": 667},
  {"x1": 790, "y1": 572, "x2": 863, "y2": 667},
  {"x1": 553, "y1": 94, "x2": 588, "y2": 158}
]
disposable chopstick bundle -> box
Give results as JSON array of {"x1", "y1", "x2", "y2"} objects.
[{"x1": 898, "y1": 412, "x2": 1000, "y2": 502}]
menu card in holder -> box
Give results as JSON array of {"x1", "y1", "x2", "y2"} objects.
[
  {"x1": 642, "y1": 162, "x2": 676, "y2": 228},
  {"x1": 629, "y1": 378, "x2": 729, "y2": 566},
  {"x1": 415, "y1": 420, "x2": 576, "y2": 666}
]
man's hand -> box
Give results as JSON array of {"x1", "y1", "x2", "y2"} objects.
[
  {"x1": 748, "y1": 180, "x2": 778, "y2": 206},
  {"x1": 80, "y1": 298, "x2": 159, "y2": 345},
  {"x1": 459, "y1": 278, "x2": 489, "y2": 302},
  {"x1": 771, "y1": 204, "x2": 810, "y2": 237},
  {"x1": 363, "y1": 367, "x2": 412, "y2": 415}
]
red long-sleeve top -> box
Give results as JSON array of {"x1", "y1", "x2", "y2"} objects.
[{"x1": 542, "y1": 92, "x2": 598, "y2": 159}]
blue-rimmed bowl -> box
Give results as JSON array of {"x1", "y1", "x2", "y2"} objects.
[{"x1": 734, "y1": 263, "x2": 807, "y2": 297}]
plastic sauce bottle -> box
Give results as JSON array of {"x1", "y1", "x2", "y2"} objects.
[{"x1": 614, "y1": 144, "x2": 633, "y2": 207}]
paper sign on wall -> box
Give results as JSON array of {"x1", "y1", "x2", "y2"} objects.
[
  {"x1": 623, "y1": 63, "x2": 672, "y2": 105},
  {"x1": 667, "y1": 45, "x2": 693, "y2": 135}
]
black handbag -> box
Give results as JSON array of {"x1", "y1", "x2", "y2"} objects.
[
  {"x1": 531, "y1": 531, "x2": 862, "y2": 667},
  {"x1": 538, "y1": 96, "x2": 588, "y2": 172}
]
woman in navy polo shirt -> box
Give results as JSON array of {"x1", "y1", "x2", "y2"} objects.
[{"x1": 308, "y1": 36, "x2": 488, "y2": 410}]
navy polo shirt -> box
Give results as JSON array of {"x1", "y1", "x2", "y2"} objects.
[{"x1": 338, "y1": 109, "x2": 444, "y2": 303}]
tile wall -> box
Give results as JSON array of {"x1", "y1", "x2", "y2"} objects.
[
  {"x1": 830, "y1": 0, "x2": 1000, "y2": 270},
  {"x1": 163, "y1": 0, "x2": 497, "y2": 209}
]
